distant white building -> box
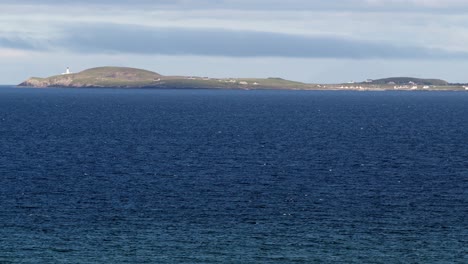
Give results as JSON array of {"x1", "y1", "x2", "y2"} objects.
[
  {"x1": 62, "y1": 67, "x2": 72, "y2": 75},
  {"x1": 239, "y1": 81, "x2": 248, "y2": 85}
]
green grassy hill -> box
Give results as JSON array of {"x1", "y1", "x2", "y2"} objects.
[
  {"x1": 18, "y1": 66, "x2": 466, "y2": 91},
  {"x1": 366, "y1": 77, "x2": 448, "y2": 86},
  {"x1": 19, "y1": 67, "x2": 163, "y2": 88},
  {"x1": 18, "y1": 66, "x2": 317, "y2": 90}
]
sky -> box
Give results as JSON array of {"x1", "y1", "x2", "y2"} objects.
[{"x1": 1, "y1": 0, "x2": 468, "y2": 84}]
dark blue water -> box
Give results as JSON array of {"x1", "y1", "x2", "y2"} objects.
[{"x1": 0, "y1": 86, "x2": 467, "y2": 263}]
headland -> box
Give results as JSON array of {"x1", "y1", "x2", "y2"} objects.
[{"x1": 18, "y1": 66, "x2": 468, "y2": 91}]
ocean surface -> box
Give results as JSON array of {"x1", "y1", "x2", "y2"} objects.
[{"x1": 0, "y1": 86, "x2": 466, "y2": 263}]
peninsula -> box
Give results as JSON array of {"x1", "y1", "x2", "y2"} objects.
[
  {"x1": 18, "y1": 66, "x2": 468, "y2": 91},
  {"x1": 18, "y1": 66, "x2": 312, "y2": 90}
]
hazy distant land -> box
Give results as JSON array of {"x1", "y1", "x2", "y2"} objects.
[{"x1": 18, "y1": 66, "x2": 468, "y2": 91}]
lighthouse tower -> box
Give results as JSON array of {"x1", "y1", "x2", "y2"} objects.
[{"x1": 62, "y1": 67, "x2": 71, "y2": 75}]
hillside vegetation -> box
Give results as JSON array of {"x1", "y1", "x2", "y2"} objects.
[
  {"x1": 19, "y1": 67, "x2": 163, "y2": 88},
  {"x1": 18, "y1": 66, "x2": 316, "y2": 89},
  {"x1": 17, "y1": 66, "x2": 467, "y2": 91},
  {"x1": 367, "y1": 77, "x2": 449, "y2": 86}
]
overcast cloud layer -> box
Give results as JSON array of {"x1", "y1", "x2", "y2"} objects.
[
  {"x1": 5, "y1": 0, "x2": 468, "y2": 11},
  {"x1": 1, "y1": 0, "x2": 468, "y2": 83}
]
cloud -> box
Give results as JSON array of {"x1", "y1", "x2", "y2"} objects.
[
  {"x1": 365, "y1": 0, "x2": 468, "y2": 8},
  {"x1": 2, "y1": 1, "x2": 468, "y2": 84},
  {"x1": 0, "y1": 37, "x2": 47, "y2": 51},
  {"x1": 3, "y1": 0, "x2": 468, "y2": 54},
  {"x1": 0, "y1": 23, "x2": 463, "y2": 60},
  {"x1": 4, "y1": 0, "x2": 468, "y2": 11},
  {"x1": 0, "y1": 23, "x2": 457, "y2": 59},
  {"x1": 0, "y1": 48, "x2": 29, "y2": 58}
]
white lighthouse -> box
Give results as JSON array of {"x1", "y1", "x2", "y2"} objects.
[{"x1": 62, "y1": 67, "x2": 71, "y2": 75}]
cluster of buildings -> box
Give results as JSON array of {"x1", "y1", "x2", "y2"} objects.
[
  {"x1": 338, "y1": 85, "x2": 366, "y2": 90},
  {"x1": 186, "y1": 76, "x2": 259, "y2": 85},
  {"x1": 218, "y1": 79, "x2": 237, "y2": 83},
  {"x1": 393, "y1": 85, "x2": 430, "y2": 90},
  {"x1": 336, "y1": 83, "x2": 434, "y2": 90},
  {"x1": 218, "y1": 79, "x2": 259, "y2": 86},
  {"x1": 186, "y1": 76, "x2": 210, "y2": 80}
]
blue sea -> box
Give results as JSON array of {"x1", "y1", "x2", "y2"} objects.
[{"x1": 0, "y1": 86, "x2": 466, "y2": 263}]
